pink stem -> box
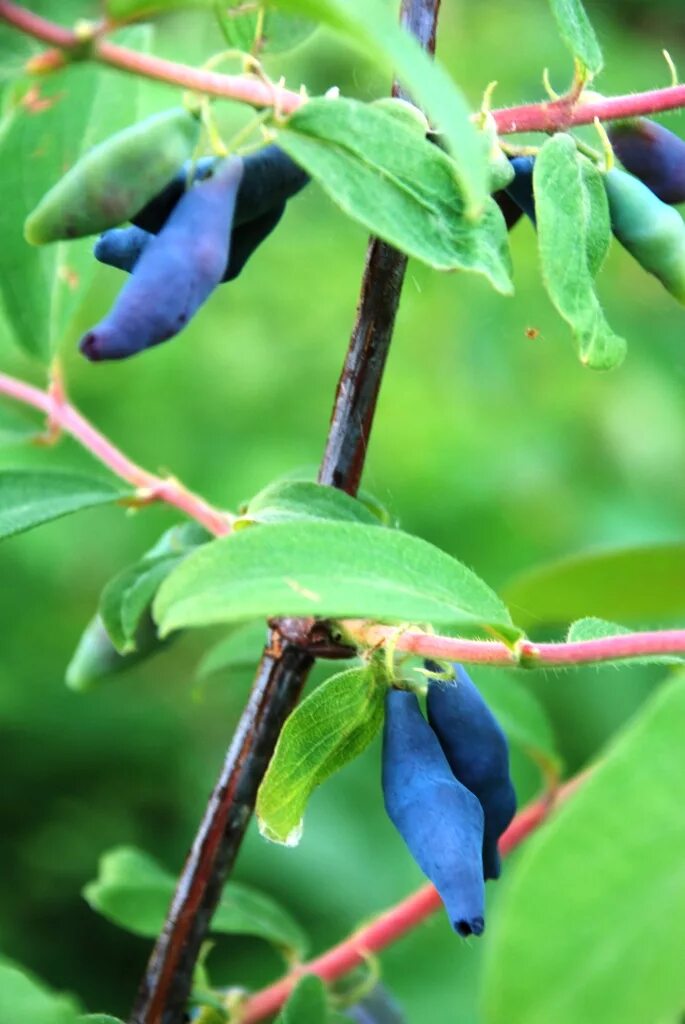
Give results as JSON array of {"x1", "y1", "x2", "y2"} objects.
[
  {"x1": 342, "y1": 622, "x2": 685, "y2": 668},
  {"x1": 3, "y1": 1, "x2": 685, "y2": 129},
  {"x1": 492, "y1": 85, "x2": 685, "y2": 135},
  {"x1": 0, "y1": 372, "x2": 231, "y2": 537},
  {"x1": 95, "y1": 40, "x2": 302, "y2": 113},
  {"x1": 240, "y1": 778, "x2": 579, "y2": 1023}
]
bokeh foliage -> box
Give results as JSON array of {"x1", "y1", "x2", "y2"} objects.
[{"x1": 1, "y1": 0, "x2": 685, "y2": 1020}]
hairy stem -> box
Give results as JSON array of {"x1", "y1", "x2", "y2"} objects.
[
  {"x1": 1, "y1": 371, "x2": 683, "y2": 670},
  {"x1": 0, "y1": 371, "x2": 231, "y2": 536},
  {"x1": 342, "y1": 621, "x2": 685, "y2": 667},
  {"x1": 240, "y1": 776, "x2": 581, "y2": 1022},
  {"x1": 3, "y1": 1, "x2": 685, "y2": 132}
]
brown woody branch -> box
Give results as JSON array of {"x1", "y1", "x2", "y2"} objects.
[{"x1": 128, "y1": 2, "x2": 442, "y2": 1021}]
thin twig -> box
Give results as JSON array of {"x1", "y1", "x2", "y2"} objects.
[
  {"x1": 0, "y1": 372, "x2": 232, "y2": 537},
  {"x1": 240, "y1": 776, "x2": 581, "y2": 1022},
  {"x1": 3, "y1": 1, "x2": 685, "y2": 132},
  {"x1": 128, "y1": 3, "x2": 443, "y2": 1022},
  {"x1": 2, "y1": 372, "x2": 684, "y2": 669},
  {"x1": 342, "y1": 621, "x2": 685, "y2": 668}
]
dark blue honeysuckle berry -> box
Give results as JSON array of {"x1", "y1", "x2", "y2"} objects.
[
  {"x1": 426, "y1": 663, "x2": 516, "y2": 881},
  {"x1": 382, "y1": 689, "x2": 485, "y2": 937},
  {"x1": 95, "y1": 200, "x2": 286, "y2": 284},
  {"x1": 504, "y1": 156, "x2": 536, "y2": 224},
  {"x1": 132, "y1": 144, "x2": 309, "y2": 234},
  {"x1": 81, "y1": 156, "x2": 244, "y2": 361},
  {"x1": 609, "y1": 119, "x2": 685, "y2": 206}
]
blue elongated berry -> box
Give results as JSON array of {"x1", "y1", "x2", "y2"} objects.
[
  {"x1": 132, "y1": 145, "x2": 308, "y2": 233},
  {"x1": 609, "y1": 119, "x2": 685, "y2": 205},
  {"x1": 504, "y1": 156, "x2": 536, "y2": 224},
  {"x1": 382, "y1": 689, "x2": 485, "y2": 937},
  {"x1": 426, "y1": 664, "x2": 516, "y2": 881},
  {"x1": 81, "y1": 156, "x2": 244, "y2": 361},
  {"x1": 95, "y1": 202, "x2": 286, "y2": 284}
]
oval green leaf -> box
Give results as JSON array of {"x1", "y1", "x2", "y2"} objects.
[
  {"x1": 534, "y1": 134, "x2": 624, "y2": 369},
  {"x1": 483, "y1": 675, "x2": 685, "y2": 1024},
  {"x1": 277, "y1": 97, "x2": 511, "y2": 291},
  {"x1": 503, "y1": 542, "x2": 685, "y2": 630},
  {"x1": 0, "y1": 469, "x2": 129, "y2": 541},
  {"x1": 257, "y1": 665, "x2": 385, "y2": 845},
  {"x1": 0, "y1": 958, "x2": 79, "y2": 1024},
  {"x1": 83, "y1": 846, "x2": 308, "y2": 957},
  {"x1": 153, "y1": 520, "x2": 518, "y2": 640},
  {"x1": 548, "y1": 0, "x2": 603, "y2": 76}
]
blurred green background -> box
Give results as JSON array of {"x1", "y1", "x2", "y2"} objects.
[{"x1": 1, "y1": 0, "x2": 685, "y2": 1020}]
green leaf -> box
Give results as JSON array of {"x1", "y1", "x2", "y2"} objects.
[
  {"x1": 0, "y1": 401, "x2": 42, "y2": 446},
  {"x1": 0, "y1": 27, "x2": 152, "y2": 361},
  {"x1": 268, "y1": 0, "x2": 488, "y2": 217},
  {"x1": 241, "y1": 479, "x2": 380, "y2": 526},
  {"x1": 502, "y1": 543, "x2": 685, "y2": 630},
  {"x1": 482, "y1": 675, "x2": 685, "y2": 1024},
  {"x1": 471, "y1": 669, "x2": 562, "y2": 776},
  {"x1": 534, "y1": 134, "x2": 625, "y2": 369},
  {"x1": 197, "y1": 620, "x2": 267, "y2": 679},
  {"x1": 277, "y1": 97, "x2": 511, "y2": 291},
  {"x1": 0, "y1": 469, "x2": 129, "y2": 541},
  {"x1": 580, "y1": 156, "x2": 611, "y2": 277},
  {"x1": 153, "y1": 520, "x2": 518, "y2": 640},
  {"x1": 106, "y1": 0, "x2": 213, "y2": 15},
  {"x1": 100, "y1": 556, "x2": 179, "y2": 653},
  {"x1": 567, "y1": 617, "x2": 684, "y2": 666},
  {"x1": 84, "y1": 846, "x2": 308, "y2": 957},
  {"x1": 99, "y1": 521, "x2": 209, "y2": 652},
  {"x1": 548, "y1": 0, "x2": 603, "y2": 76},
  {"x1": 0, "y1": 958, "x2": 79, "y2": 1024},
  {"x1": 216, "y1": 3, "x2": 316, "y2": 54},
  {"x1": 275, "y1": 974, "x2": 329, "y2": 1024},
  {"x1": 257, "y1": 665, "x2": 385, "y2": 845}
]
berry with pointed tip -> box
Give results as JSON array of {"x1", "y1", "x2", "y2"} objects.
[
  {"x1": 382, "y1": 689, "x2": 485, "y2": 937},
  {"x1": 81, "y1": 156, "x2": 244, "y2": 361},
  {"x1": 609, "y1": 119, "x2": 685, "y2": 205},
  {"x1": 426, "y1": 664, "x2": 517, "y2": 880}
]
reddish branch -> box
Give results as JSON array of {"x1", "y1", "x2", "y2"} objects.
[
  {"x1": 3, "y1": 0, "x2": 685, "y2": 133},
  {"x1": 2, "y1": 369, "x2": 685, "y2": 668},
  {"x1": 2, "y1": 370, "x2": 684, "y2": 668},
  {"x1": 240, "y1": 777, "x2": 580, "y2": 1023},
  {"x1": 342, "y1": 621, "x2": 685, "y2": 667},
  {"x1": 0, "y1": 371, "x2": 231, "y2": 537}
]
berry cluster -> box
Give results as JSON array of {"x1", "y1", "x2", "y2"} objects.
[
  {"x1": 84, "y1": 147, "x2": 308, "y2": 361},
  {"x1": 23, "y1": 108, "x2": 309, "y2": 361},
  {"x1": 503, "y1": 119, "x2": 685, "y2": 303},
  {"x1": 382, "y1": 665, "x2": 516, "y2": 938}
]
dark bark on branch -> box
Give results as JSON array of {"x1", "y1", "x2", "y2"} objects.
[{"x1": 130, "y1": 3, "x2": 442, "y2": 1021}]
